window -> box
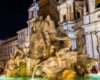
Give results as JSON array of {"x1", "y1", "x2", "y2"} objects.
[
  {"x1": 63, "y1": 15, "x2": 66, "y2": 22},
  {"x1": 86, "y1": 4, "x2": 89, "y2": 12},
  {"x1": 21, "y1": 33, "x2": 23, "y2": 37},
  {"x1": 77, "y1": 11, "x2": 80, "y2": 19},
  {"x1": 10, "y1": 46, "x2": 12, "y2": 53},
  {"x1": 8, "y1": 47, "x2": 10, "y2": 53},
  {"x1": 97, "y1": 4, "x2": 100, "y2": 8},
  {"x1": 95, "y1": 0, "x2": 100, "y2": 9},
  {"x1": 56, "y1": 0, "x2": 59, "y2": 2}
]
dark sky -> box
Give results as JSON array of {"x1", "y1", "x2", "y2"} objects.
[{"x1": 0, "y1": 0, "x2": 33, "y2": 39}]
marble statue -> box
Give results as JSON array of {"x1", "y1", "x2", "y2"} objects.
[{"x1": 33, "y1": 0, "x2": 39, "y2": 17}]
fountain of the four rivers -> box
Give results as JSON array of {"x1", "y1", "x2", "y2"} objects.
[{"x1": 0, "y1": 16, "x2": 100, "y2": 80}]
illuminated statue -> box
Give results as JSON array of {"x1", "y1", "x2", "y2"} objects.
[{"x1": 33, "y1": 0, "x2": 39, "y2": 17}]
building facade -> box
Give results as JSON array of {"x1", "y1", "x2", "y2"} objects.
[
  {"x1": 0, "y1": 36, "x2": 17, "y2": 69},
  {"x1": 83, "y1": 0, "x2": 100, "y2": 59},
  {"x1": 17, "y1": 28, "x2": 28, "y2": 49},
  {"x1": 57, "y1": 0, "x2": 100, "y2": 60},
  {"x1": 57, "y1": 0, "x2": 77, "y2": 50},
  {"x1": 0, "y1": 28, "x2": 28, "y2": 69}
]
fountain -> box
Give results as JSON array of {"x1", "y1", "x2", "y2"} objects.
[{"x1": 2, "y1": 15, "x2": 100, "y2": 80}]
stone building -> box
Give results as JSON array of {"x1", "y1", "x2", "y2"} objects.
[
  {"x1": 57, "y1": 0, "x2": 77, "y2": 50},
  {"x1": 83, "y1": 0, "x2": 100, "y2": 59},
  {"x1": 0, "y1": 28, "x2": 28, "y2": 69},
  {"x1": 57, "y1": 0, "x2": 100, "y2": 60},
  {"x1": 17, "y1": 28, "x2": 28, "y2": 49},
  {"x1": 0, "y1": 36, "x2": 17, "y2": 69}
]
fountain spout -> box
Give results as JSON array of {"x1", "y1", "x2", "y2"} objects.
[
  {"x1": 32, "y1": 65, "x2": 40, "y2": 80},
  {"x1": 32, "y1": 65, "x2": 50, "y2": 80}
]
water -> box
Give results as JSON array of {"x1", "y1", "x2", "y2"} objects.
[
  {"x1": 0, "y1": 76, "x2": 49, "y2": 80},
  {"x1": 88, "y1": 74, "x2": 100, "y2": 79},
  {"x1": 0, "y1": 74, "x2": 100, "y2": 80}
]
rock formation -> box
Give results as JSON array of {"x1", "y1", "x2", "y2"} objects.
[{"x1": 5, "y1": 16, "x2": 98, "y2": 80}]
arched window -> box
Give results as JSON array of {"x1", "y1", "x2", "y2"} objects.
[
  {"x1": 97, "y1": 4, "x2": 100, "y2": 8},
  {"x1": 95, "y1": 0, "x2": 100, "y2": 9},
  {"x1": 63, "y1": 15, "x2": 66, "y2": 21}
]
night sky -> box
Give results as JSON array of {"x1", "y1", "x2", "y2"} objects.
[{"x1": 0, "y1": 0, "x2": 33, "y2": 39}]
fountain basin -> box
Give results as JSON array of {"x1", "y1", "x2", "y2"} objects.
[{"x1": 0, "y1": 74, "x2": 100, "y2": 80}]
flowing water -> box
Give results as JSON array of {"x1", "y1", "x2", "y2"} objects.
[
  {"x1": 0, "y1": 74, "x2": 100, "y2": 80},
  {"x1": 32, "y1": 65, "x2": 51, "y2": 80}
]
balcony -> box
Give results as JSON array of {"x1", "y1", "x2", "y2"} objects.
[{"x1": 84, "y1": 8, "x2": 100, "y2": 25}]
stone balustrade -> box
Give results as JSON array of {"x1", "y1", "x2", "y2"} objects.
[{"x1": 84, "y1": 8, "x2": 100, "y2": 25}]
